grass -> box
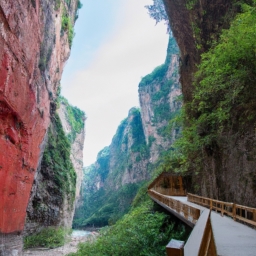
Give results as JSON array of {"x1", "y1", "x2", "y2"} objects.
[{"x1": 24, "y1": 227, "x2": 72, "y2": 249}]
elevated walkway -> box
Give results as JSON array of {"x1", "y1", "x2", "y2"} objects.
[{"x1": 148, "y1": 173, "x2": 256, "y2": 256}]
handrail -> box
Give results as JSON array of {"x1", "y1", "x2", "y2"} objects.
[
  {"x1": 148, "y1": 173, "x2": 186, "y2": 196},
  {"x1": 184, "y1": 209, "x2": 217, "y2": 256},
  {"x1": 148, "y1": 189, "x2": 200, "y2": 225},
  {"x1": 198, "y1": 210, "x2": 217, "y2": 256},
  {"x1": 188, "y1": 193, "x2": 256, "y2": 227},
  {"x1": 148, "y1": 189, "x2": 217, "y2": 256}
]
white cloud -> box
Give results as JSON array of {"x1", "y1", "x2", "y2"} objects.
[{"x1": 62, "y1": 0, "x2": 169, "y2": 166}]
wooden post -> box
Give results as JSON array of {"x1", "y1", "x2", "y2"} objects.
[
  {"x1": 221, "y1": 203, "x2": 224, "y2": 216},
  {"x1": 166, "y1": 239, "x2": 184, "y2": 256},
  {"x1": 253, "y1": 209, "x2": 256, "y2": 222},
  {"x1": 210, "y1": 200, "x2": 212, "y2": 211},
  {"x1": 233, "y1": 204, "x2": 236, "y2": 221}
]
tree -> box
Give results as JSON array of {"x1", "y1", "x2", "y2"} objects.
[{"x1": 145, "y1": 0, "x2": 169, "y2": 24}]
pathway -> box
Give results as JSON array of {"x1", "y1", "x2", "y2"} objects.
[{"x1": 168, "y1": 196, "x2": 256, "y2": 256}]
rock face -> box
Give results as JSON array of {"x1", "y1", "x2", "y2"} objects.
[
  {"x1": 74, "y1": 36, "x2": 181, "y2": 228},
  {"x1": 108, "y1": 108, "x2": 150, "y2": 187},
  {"x1": 139, "y1": 36, "x2": 181, "y2": 163},
  {"x1": 163, "y1": 0, "x2": 256, "y2": 206},
  {"x1": 163, "y1": 0, "x2": 237, "y2": 102},
  {"x1": 24, "y1": 97, "x2": 85, "y2": 235},
  {"x1": 0, "y1": 0, "x2": 79, "y2": 254},
  {"x1": 58, "y1": 101, "x2": 85, "y2": 201}
]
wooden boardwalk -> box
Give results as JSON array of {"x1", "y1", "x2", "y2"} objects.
[
  {"x1": 169, "y1": 196, "x2": 256, "y2": 256},
  {"x1": 147, "y1": 174, "x2": 256, "y2": 256}
]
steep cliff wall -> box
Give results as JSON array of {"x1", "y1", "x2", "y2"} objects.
[
  {"x1": 57, "y1": 97, "x2": 85, "y2": 206},
  {"x1": 163, "y1": 0, "x2": 240, "y2": 102},
  {"x1": 163, "y1": 0, "x2": 256, "y2": 206},
  {"x1": 108, "y1": 108, "x2": 150, "y2": 188},
  {"x1": 0, "y1": 0, "x2": 80, "y2": 254},
  {"x1": 139, "y1": 36, "x2": 181, "y2": 163},
  {"x1": 25, "y1": 97, "x2": 85, "y2": 235}
]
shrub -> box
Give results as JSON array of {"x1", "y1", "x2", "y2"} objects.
[
  {"x1": 69, "y1": 201, "x2": 187, "y2": 256},
  {"x1": 61, "y1": 15, "x2": 74, "y2": 47},
  {"x1": 24, "y1": 227, "x2": 71, "y2": 249}
]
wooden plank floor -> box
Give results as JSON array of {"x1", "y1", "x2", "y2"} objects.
[{"x1": 168, "y1": 196, "x2": 256, "y2": 256}]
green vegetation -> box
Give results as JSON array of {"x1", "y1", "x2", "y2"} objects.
[
  {"x1": 139, "y1": 36, "x2": 180, "y2": 130},
  {"x1": 130, "y1": 108, "x2": 149, "y2": 156},
  {"x1": 61, "y1": 13, "x2": 74, "y2": 47},
  {"x1": 145, "y1": 0, "x2": 170, "y2": 31},
  {"x1": 139, "y1": 64, "x2": 168, "y2": 87},
  {"x1": 70, "y1": 198, "x2": 188, "y2": 256},
  {"x1": 54, "y1": 0, "x2": 61, "y2": 10},
  {"x1": 75, "y1": 0, "x2": 83, "y2": 21},
  {"x1": 77, "y1": 0, "x2": 83, "y2": 9},
  {"x1": 155, "y1": 1, "x2": 256, "y2": 177},
  {"x1": 39, "y1": 44, "x2": 52, "y2": 72},
  {"x1": 59, "y1": 96, "x2": 86, "y2": 142},
  {"x1": 42, "y1": 113, "x2": 77, "y2": 204},
  {"x1": 65, "y1": 0, "x2": 71, "y2": 6},
  {"x1": 73, "y1": 181, "x2": 143, "y2": 228},
  {"x1": 24, "y1": 227, "x2": 71, "y2": 249},
  {"x1": 185, "y1": 0, "x2": 198, "y2": 10}
]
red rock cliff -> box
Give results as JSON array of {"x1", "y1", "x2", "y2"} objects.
[{"x1": 0, "y1": 0, "x2": 78, "y2": 254}]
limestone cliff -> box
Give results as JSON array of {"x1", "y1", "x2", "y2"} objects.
[
  {"x1": 57, "y1": 97, "x2": 85, "y2": 206},
  {"x1": 0, "y1": 0, "x2": 80, "y2": 254},
  {"x1": 139, "y1": 36, "x2": 181, "y2": 163},
  {"x1": 163, "y1": 0, "x2": 256, "y2": 206},
  {"x1": 25, "y1": 97, "x2": 85, "y2": 235}
]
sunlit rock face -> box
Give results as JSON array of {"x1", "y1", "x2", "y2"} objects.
[
  {"x1": 25, "y1": 101, "x2": 85, "y2": 236},
  {"x1": 139, "y1": 36, "x2": 181, "y2": 163},
  {"x1": 0, "y1": 0, "x2": 78, "y2": 254},
  {"x1": 108, "y1": 108, "x2": 150, "y2": 188},
  {"x1": 163, "y1": 0, "x2": 256, "y2": 207},
  {"x1": 58, "y1": 101, "x2": 85, "y2": 204}
]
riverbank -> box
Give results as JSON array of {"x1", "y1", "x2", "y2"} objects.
[{"x1": 23, "y1": 231, "x2": 98, "y2": 256}]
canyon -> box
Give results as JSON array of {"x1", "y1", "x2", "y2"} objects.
[
  {"x1": 0, "y1": 0, "x2": 256, "y2": 255},
  {"x1": 74, "y1": 35, "x2": 182, "y2": 228}
]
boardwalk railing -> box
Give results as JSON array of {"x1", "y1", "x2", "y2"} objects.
[
  {"x1": 188, "y1": 193, "x2": 256, "y2": 227},
  {"x1": 148, "y1": 173, "x2": 186, "y2": 196},
  {"x1": 148, "y1": 190, "x2": 200, "y2": 225},
  {"x1": 148, "y1": 189, "x2": 217, "y2": 256},
  {"x1": 184, "y1": 209, "x2": 217, "y2": 256}
]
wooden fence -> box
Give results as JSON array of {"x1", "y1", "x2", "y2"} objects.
[
  {"x1": 148, "y1": 173, "x2": 186, "y2": 196},
  {"x1": 188, "y1": 193, "x2": 256, "y2": 228},
  {"x1": 148, "y1": 190, "x2": 200, "y2": 225},
  {"x1": 184, "y1": 209, "x2": 217, "y2": 256}
]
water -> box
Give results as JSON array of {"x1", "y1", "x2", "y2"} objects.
[{"x1": 72, "y1": 230, "x2": 91, "y2": 238}]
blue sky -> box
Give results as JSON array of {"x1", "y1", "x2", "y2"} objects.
[{"x1": 61, "y1": 0, "x2": 169, "y2": 166}]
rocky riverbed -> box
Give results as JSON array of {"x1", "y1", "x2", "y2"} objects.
[{"x1": 23, "y1": 231, "x2": 98, "y2": 256}]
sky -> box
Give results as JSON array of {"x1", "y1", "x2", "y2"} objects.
[{"x1": 61, "y1": 0, "x2": 169, "y2": 166}]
